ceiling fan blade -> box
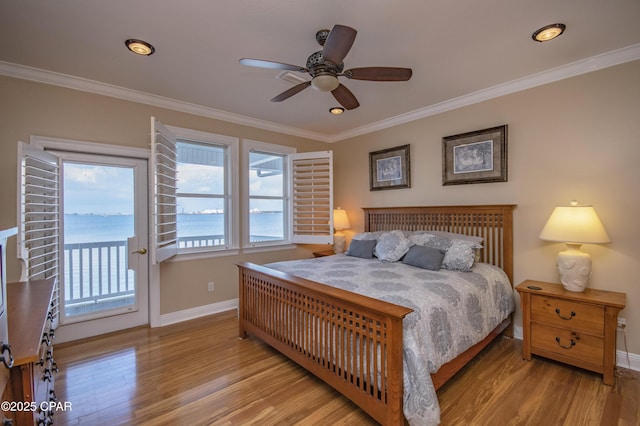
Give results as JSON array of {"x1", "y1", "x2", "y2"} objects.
[
  {"x1": 240, "y1": 58, "x2": 308, "y2": 73},
  {"x1": 331, "y1": 84, "x2": 360, "y2": 110},
  {"x1": 271, "y1": 81, "x2": 312, "y2": 102},
  {"x1": 344, "y1": 67, "x2": 413, "y2": 81},
  {"x1": 323, "y1": 25, "x2": 357, "y2": 65}
]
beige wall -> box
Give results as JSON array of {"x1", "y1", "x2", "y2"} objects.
[
  {"x1": 0, "y1": 76, "x2": 328, "y2": 317},
  {"x1": 1, "y1": 60, "x2": 638, "y2": 354},
  {"x1": 331, "y1": 60, "x2": 640, "y2": 354}
]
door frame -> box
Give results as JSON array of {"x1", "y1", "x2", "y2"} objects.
[{"x1": 31, "y1": 136, "x2": 161, "y2": 331}]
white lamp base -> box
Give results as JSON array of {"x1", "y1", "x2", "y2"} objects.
[
  {"x1": 556, "y1": 243, "x2": 592, "y2": 292},
  {"x1": 333, "y1": 232, "x2": 346, "y2": 254}
]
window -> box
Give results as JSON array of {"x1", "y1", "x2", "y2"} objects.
[
  {"x1": 151, "y1": 118, "x2": 239, "y2": 260},
  {"x1": 248, "y1": 150, "x2": 287, "y2": 244},
  {"x1": 243, "y1": 140, "x2": 334, "y2": 248},
  {"x1": 244, "y1": 141, "x2": 294, "y2": 247},
  {"x1": 176, "y1": 141, "x2": 228, "y2": 249},
  {"x1": 171, "y1": 127, "x2": 239, "y2": 254}
]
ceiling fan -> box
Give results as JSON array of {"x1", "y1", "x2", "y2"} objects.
[{"x1": 239, "y1": 25, "x2": 412, "y2": 110}]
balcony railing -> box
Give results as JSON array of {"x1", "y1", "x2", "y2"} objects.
[
  {"x1": 63, "y1": 234, "x2": 281, "y2": 314},
  {"x1": 178, "y1": 235, "x2": 225, "y2": 248},
  {"x1": 63, "y1": 241, "x2": 134, "y2": 311}
]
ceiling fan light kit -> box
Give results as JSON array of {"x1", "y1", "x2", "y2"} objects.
[
  {"x1": 239, "y1": 24, "x2": 412, "y2": 110},
  {"x1": 125, "y1": 39, "x2": 155, "y2": 56},
  {"x1": 311, "y1": 74, "x2": 340, "y2": 91},
  {"x1": 329, "y1": 107, "x2": 345, "y2": 115},
  {"x1": 532, "y1": 23, "x2": 566, "y2": 42}
]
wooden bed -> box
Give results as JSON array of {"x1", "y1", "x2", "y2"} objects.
[{"x1": 237, "y1": 204, "x2": 515, "y2": 425}]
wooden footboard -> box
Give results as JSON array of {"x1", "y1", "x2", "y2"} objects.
[{"x1": 237, "y1": 262, "x2": 413, "y2": 426}]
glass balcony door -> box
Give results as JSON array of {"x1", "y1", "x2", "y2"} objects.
[{"x1": 58, "y1": 151, "x2": 149, "y2": 338}]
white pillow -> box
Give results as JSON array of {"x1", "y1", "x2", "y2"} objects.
[
  {"x1": 374, "y1": 231, "x2": 413, "y2": 262},
  {"x1": 441, "y1": 239, "x2": 483, "y2": 272},
  {"x1": 408, "y1": 232, "x2": 436, "y2": 246},
  {"x1": 428, "y1": 230, "x2": 484, "y2": 246}
]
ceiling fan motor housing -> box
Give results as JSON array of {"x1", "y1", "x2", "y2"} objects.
[
  {"x1": 306, "y1": 51, "x2": 344, "y2": 74},
  {"x1": 306, "y1": 51, "x2": 343, "y2": 91}
]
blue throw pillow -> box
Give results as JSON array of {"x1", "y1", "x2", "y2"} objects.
[
  {"x1": 346, "y1": 239, "x2": 377, "y2": 259},
  {"x1": 402, "y1": 245, "x2": 445, "y2": 270}
]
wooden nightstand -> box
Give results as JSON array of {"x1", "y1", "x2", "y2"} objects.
[
  {"x1": 313, "y1": 249, "x2": 336, "y2": 258},
  {"x1": 516, "y1": 280, "x2": 626, "y2": 385}
]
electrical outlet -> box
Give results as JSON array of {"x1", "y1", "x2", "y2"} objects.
[
  {"x1": 208, "y1": 281, "x2": 215, "y2": 292},
  {"x1": 617, "y1": 317, "x2": 626, "y2": 331}
]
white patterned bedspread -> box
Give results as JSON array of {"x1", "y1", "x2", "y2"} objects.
[{"x1": 264, "y1": 254, "x2": 514, "y2": 426}]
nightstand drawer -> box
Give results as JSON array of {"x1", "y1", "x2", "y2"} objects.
[
  {"x1": 531, "y1": 294, "x2": 604, "y2": 335},
  {"x1": 531, "y1": 322, "x2": 603, "y2": 366}
]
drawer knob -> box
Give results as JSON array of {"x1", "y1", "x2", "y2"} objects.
[
  {"x1": 555, "y1": 336, "x2": 576, "y2": 349},
  {"x1": 0, "y1": 342, "x2": 13, "y2": 369},
  {"x1": 555, "y1": 308, "x2": 576, "y2": 320}
]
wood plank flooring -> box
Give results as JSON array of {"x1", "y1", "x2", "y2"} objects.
[{"x1": 53, "y1": 310, "x2": 639, "y2": 425}]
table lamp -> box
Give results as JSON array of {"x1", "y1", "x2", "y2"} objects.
[
  {"x1": 333, "y1": 207, "x2": 351, "y2": 253},
  {"x1": 538, "y1": 201, "x2": 610, "y2": 292}
]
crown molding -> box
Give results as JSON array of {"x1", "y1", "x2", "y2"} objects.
[
  {"x1": 327, "y1": 43, "x2": 640, "y2": 142},
  {"x1": 0, "y1": 61, "x2": 331, "y2": 142},
  {"x1": 2, "y1": 43, "x2": 639, "y2": 144}
]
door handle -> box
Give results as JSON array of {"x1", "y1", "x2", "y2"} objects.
[
  {"x1": 0, "y1": 342, "x2": 13, "y2": 369},
  {"x1": 131, "y1": 248, "x2": 147, "y2": 255}
]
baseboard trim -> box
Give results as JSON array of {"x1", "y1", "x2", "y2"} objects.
[
  {"x1": 159, "y1": 299, "x2": 238, "y2": 327},
  {"x1": 513, "y1": 324, "x2": 638, "y2": 372},
  {"x1": 616, "y1": 347, "x2": 640, "y2": 372}
]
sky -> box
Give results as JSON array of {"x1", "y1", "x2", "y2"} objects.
[{"x1": 64, "y1": 163, "x2": 134, "y2": 215}]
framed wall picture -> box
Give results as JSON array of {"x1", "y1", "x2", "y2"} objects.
[
  {"x1": 442, "y1": 125, "x2": 507, "y2": 185},
  {"x1": 369, "y1": 144, "x2": 411, "y2": 191}
]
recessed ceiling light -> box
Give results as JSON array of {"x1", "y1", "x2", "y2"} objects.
[
  {"x1": 329, "y1": 107, "x2": 345, "y2": 115},
  {"x1": 125, "y1": 39, "x2": 155, "y2": 56},
  {"x1": 532, "y1": 24, "x2": 566, "y2": 42}
]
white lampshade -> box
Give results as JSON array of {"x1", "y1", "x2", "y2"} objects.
[
  {"x1": 539, "y1": 204, "x2": 610, "y2": 244},
  {"x1": 539, "y1": 202, "x2": 610, "y2": 292},
  {"x1": 332, "y1": 208, "x2": 351, "y2": 254},
  {"x1": 333, "y1": 208, "x2": 351, "y2": 230}
]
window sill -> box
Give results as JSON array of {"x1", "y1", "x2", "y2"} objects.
[
  {"x1": 167, "y1": 248, "x2": 241, "y2": 263},
  {"x1": 242, "y1": 243, "x2": 297, "y2": 254},
  {"x1": 163, "y1": 243, "x2": 298, "y2": 262}
]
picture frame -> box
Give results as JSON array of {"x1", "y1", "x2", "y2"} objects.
[
  {"x1": 369, "y1": 144, "x2": 411, "y2": 191},
  {"x1": 442, "y1": 125, "x2": 508, "y2": 185}
]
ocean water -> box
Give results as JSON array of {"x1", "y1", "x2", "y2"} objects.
[
  {"x1": 63, "y1": 213, "x2": 283, "y2": 243},
  {"x1": 62, "y1": 213, "x2": 283, "y2": 307}
]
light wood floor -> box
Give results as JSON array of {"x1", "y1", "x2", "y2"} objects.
[{"x1": 53, "y1": 310, "x2": 639, "y2": 425}]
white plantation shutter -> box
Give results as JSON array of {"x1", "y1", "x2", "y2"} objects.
[
  {"x1": 289, "y1": 151, "x2": 333, "y2": 244},
  {"x1": 150, "y1": 117, "x2": 178, "y2": 263},
  {"x1": 17, "y1": 141, "x2": 60, "y2": 327}
]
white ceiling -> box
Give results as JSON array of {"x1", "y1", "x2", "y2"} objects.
[{"x1": 1, "y1": 0, "x2": 640, "y2": 142}]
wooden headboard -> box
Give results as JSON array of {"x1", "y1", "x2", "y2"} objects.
[{"x1": 362, "y1": 205, "x2": 516, "y2": 284}]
